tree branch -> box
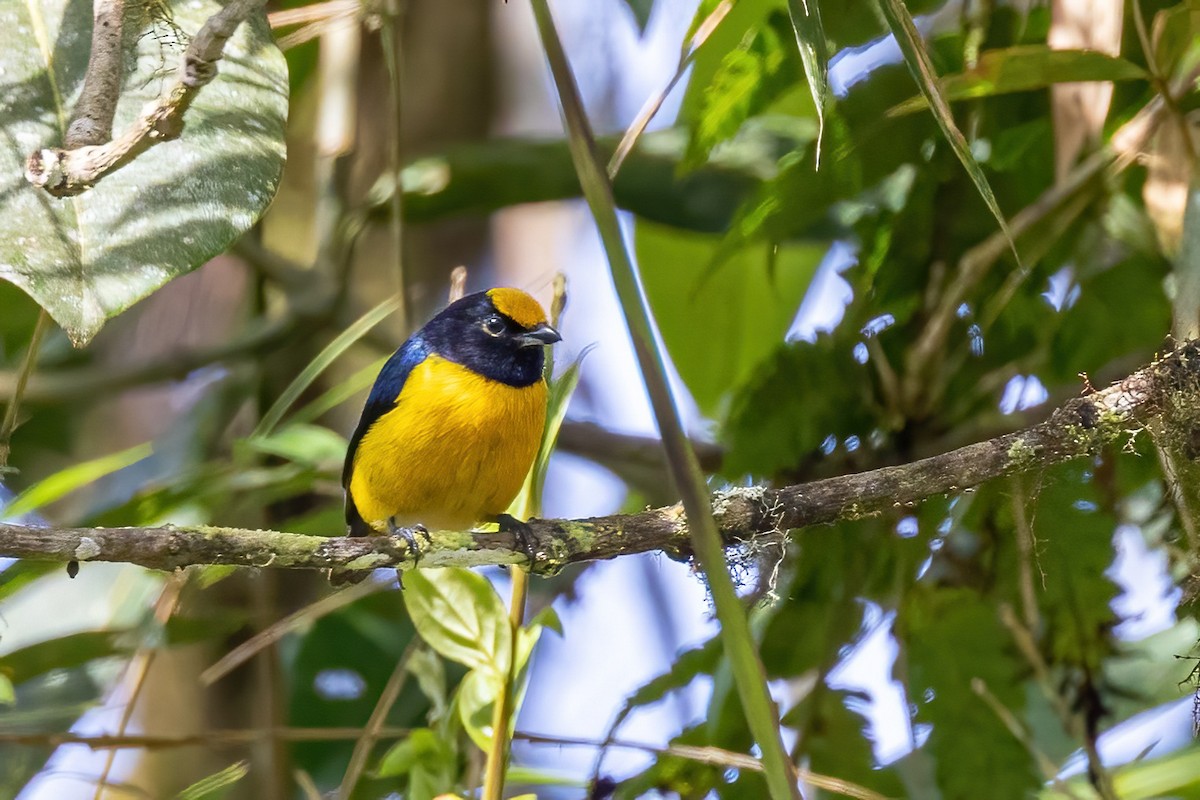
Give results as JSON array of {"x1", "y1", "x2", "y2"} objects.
[
  {"x1": 1, "y1": 341, "x2": 1195, "y2": 576},
  {"x1": 66, "y1": 0, "x2": 126, "y2": 147},
  {"x1": 25, "y1": 0, "x2": 266, "y2": 197}
]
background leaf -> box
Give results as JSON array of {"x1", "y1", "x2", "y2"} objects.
[
  {"x1": 874, "y1": 0, "x2": 1017, "y2": 258},
  {"x1": 785, "y1": 0, "x2": 830, "y2": 161},
  {"x1": 887, "y1": 47, "x2": 1147, "y2": 115},
  {"x1": 175, "y1": 761, "x2": 249, "y2": 800},
  {"x1": 637, "y1": 220, "x2": 824, "y2": 416}
]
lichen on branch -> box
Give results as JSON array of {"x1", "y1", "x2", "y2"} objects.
[{"x1": 0, "y1": 341, "x2": 1196, "y2": 577}]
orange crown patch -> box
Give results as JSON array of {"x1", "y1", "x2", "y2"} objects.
[{"x1": 487, "y1": 288, "x2": 548, "y2": 330}]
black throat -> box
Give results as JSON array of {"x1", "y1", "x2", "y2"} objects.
[{"x1": 420, "y1": 308, "x2": 546, "y2": 388}]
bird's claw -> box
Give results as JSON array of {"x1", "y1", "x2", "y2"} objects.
[
  {"x1": 496, "y1": 513, "x2": 538, "y2": 565},
  {"x1": 387, "y1": 518, "x2": 431, "y2": 563}
]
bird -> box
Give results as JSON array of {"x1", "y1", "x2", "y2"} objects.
[{"x1": 342, "y1": 287, "x2": 561, "y2": 561}]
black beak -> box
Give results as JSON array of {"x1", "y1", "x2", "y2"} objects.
[{"x1": 518, "y1": 323, "x2": 562, "y2": 347}]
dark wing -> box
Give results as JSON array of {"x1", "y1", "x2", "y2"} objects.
[{"x1": 343, "y1": 335, "x2": 429, "y2": 535}]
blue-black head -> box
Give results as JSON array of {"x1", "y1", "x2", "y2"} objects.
[{"x1": 419, "y1": 288, "x2": 561, "y2": 387}]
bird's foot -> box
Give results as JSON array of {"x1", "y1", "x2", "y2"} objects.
[
  {"x1": 388, "y1": 518, "x2": 431, "y2": 563},
  {"x1": 495, "y1": 513, "x2": 538, "y2": 565}
]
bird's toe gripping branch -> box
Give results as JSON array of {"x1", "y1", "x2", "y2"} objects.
[
  {"x1": 387, "y1": 518, "x2": 432, "y2": 565},
  {"x1": 495, "y1": 513, "x2": 538, "y2": 565}
]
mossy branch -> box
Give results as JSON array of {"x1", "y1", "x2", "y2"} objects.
[{"x1": 1, "y1": 341, "x2": 1196, "y2": 577}]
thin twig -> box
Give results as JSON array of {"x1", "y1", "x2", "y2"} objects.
[
  {"x1": 92, "y1": 575, "x2": 186, "y2": 800},
  {"x1": 1156, "y1": 444, "x2": 1200, "y2": 553},
  {"x1": 607, "y1": 0, "x2": 733, "y2": 178},
  {"x1": 482, "y1": 568, "x2": 527, "y2": 800},
  {"x1": 202, "y1": 578, "x2": 384, "y2": 685},
  {"x1": 293, "y1": 769, "x2": 323, "y2": 800},
  {"x1": 68, "y1": 0, "x2": 126, "y2": 147},
  {"x1": 971, "y1": 678, "x2": 1075, "y2": 792},
  {"x1": 0, "y1": 314, "x2": 301, "y2": 403},
  {"x1": 998, "y1": 605, "x2": 1075, "y2": 726},
  {"x1": 0, "y1": 728, "x2": 414, "y2": 749},
  {"x1": 1010, "y1": 478, "x2": 1043, "y2": 633},
  {"x1": 0, "y1": 310, "x2": 51, "y2": 468},
  {"x1": 379, "y1": 0, "x2": 409, "y2": 331},
  {"x1": 336, "y1": 640, "x2": 418, "y2": 800}
]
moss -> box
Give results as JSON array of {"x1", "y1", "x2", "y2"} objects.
[
  {"x1": 433, "y1": 530, "x2": 479, "y2": 551},
  {"x1": 345, "y1": 553, "x2": 391, "y2": 571},
  {"x1": 562, "y1": 521, "x2": 597, "y2": 552},
  {"x1": 532, "y1": 522, "x2": 594, "y2": 576},
  {"x1": 1005, "y1": 437, "x2": 1039, "y2": 469}
]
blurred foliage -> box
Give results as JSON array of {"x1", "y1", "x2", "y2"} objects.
[{"x1": 0, "y1": 0, "x2": 1199, "y2": 797}]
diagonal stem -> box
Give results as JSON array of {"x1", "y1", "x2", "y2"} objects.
[{"x1": 529, "y1": 3, "x2": 800, "y2": 798}]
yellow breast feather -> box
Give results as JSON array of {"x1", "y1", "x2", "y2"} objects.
[{"x1": 348, "y1": 355, "x2": 547, "y2": 532}]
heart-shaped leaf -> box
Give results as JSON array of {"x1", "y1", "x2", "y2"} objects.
[{"x1": 0, "y1": 0, "x2": 288, "y2": 344}]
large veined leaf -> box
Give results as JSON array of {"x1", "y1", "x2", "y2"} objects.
[{"x1": 0, "y1": 0, "x2": 288, "y2": 345}]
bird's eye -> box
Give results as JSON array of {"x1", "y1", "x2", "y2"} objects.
[{"x1": 482, "y1": 315, "x2": 505, "y2": 337}]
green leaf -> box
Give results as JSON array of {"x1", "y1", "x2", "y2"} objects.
[
  {"x1": 721, "y1": 332, "x2": 876, "y2": 477},
  {"x1": 783, "y1": 689, "x2": 903, "y2": 797},
  {"x1": 637, "y1": 220, "x2": 824, "y2": 416},
  {"x1": 457, "y1": 666, "x2": 503, "y2": 750},
  {"x1": 0, "y1": 630, "x2": 131, "y2": 685},
  {"x1": 239, "y1": 424, "x2": 347, "y2": 469},
  {"x1": 887, "y1": 47, "x2": 1147, "y2": 116},
  {"x1": 1152, "y1": 1, "x2": 1200, "y2": 82},
  {"x1": 528, "y1": 605, "x2": 563, "y2": 637},
  {"x1": 3, "y1": 442, "x2": 151, "y2": 517},
  {"x1": 289, "y1": 355, "x2": 389, "y2": 427},
  {"x1": 253, "y1": 295, "x2": 401, "y2": 438},
  {"x1": 874, "y1": 0, "x2": 1018, "y2": 262},
  {"x1": 376, "y1": 728, "x2": 454, "y2": 778},
  {"x1": 175, "y1": 761, "x2": 249, "y2": 800},
  {"x1": 1028, "y1": 465, "x2": 1119, "y2": 671},
  {"x1": 511, "y1": 349, "x2": 590, "y2": 519},
  {"x1": 1042, "y1": 745, "x2": 1200, "y2": 799},
  {"x1": 621, "y1": 0, "x2": 655, "y2": 32},
  {"x1": 900, "y1": 589, "x2": 1038, "y2": 800},
  {"x1": 0, "y1": 674, "x2": 14, "y2": 706},
  {"x1": 505, "y1": 768, "x2": 584, "y2": 788},
  {"x1": 403, "y1": 568, "x2": 511, "y2": 674},
  {"x1": 785, "y1": 0, "x2": 830, "y2": 163},
  {"x1": 0, "y1": 0, "x2": 287, "y2": 345},
  {"x1": 684, "y1": 11, "x2": 802, "y2": 169},
  {"x1": 1173, "y1": 177, "x2": 1200, "y2": 337},
  {"x1": 405, "y1": 647, "x2": 450, "y2": 722},
  {"x1": 0, "y1": 562, "x2": 56, "y2": 603}
]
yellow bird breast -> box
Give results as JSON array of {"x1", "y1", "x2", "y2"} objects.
[{"x1": 348, "y1": 355, "x2": 547, "y2": 531}]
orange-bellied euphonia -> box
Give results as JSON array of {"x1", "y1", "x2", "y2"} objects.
[{"x1": 342, "y1": 287, "x2": 561, "y2": 547}]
